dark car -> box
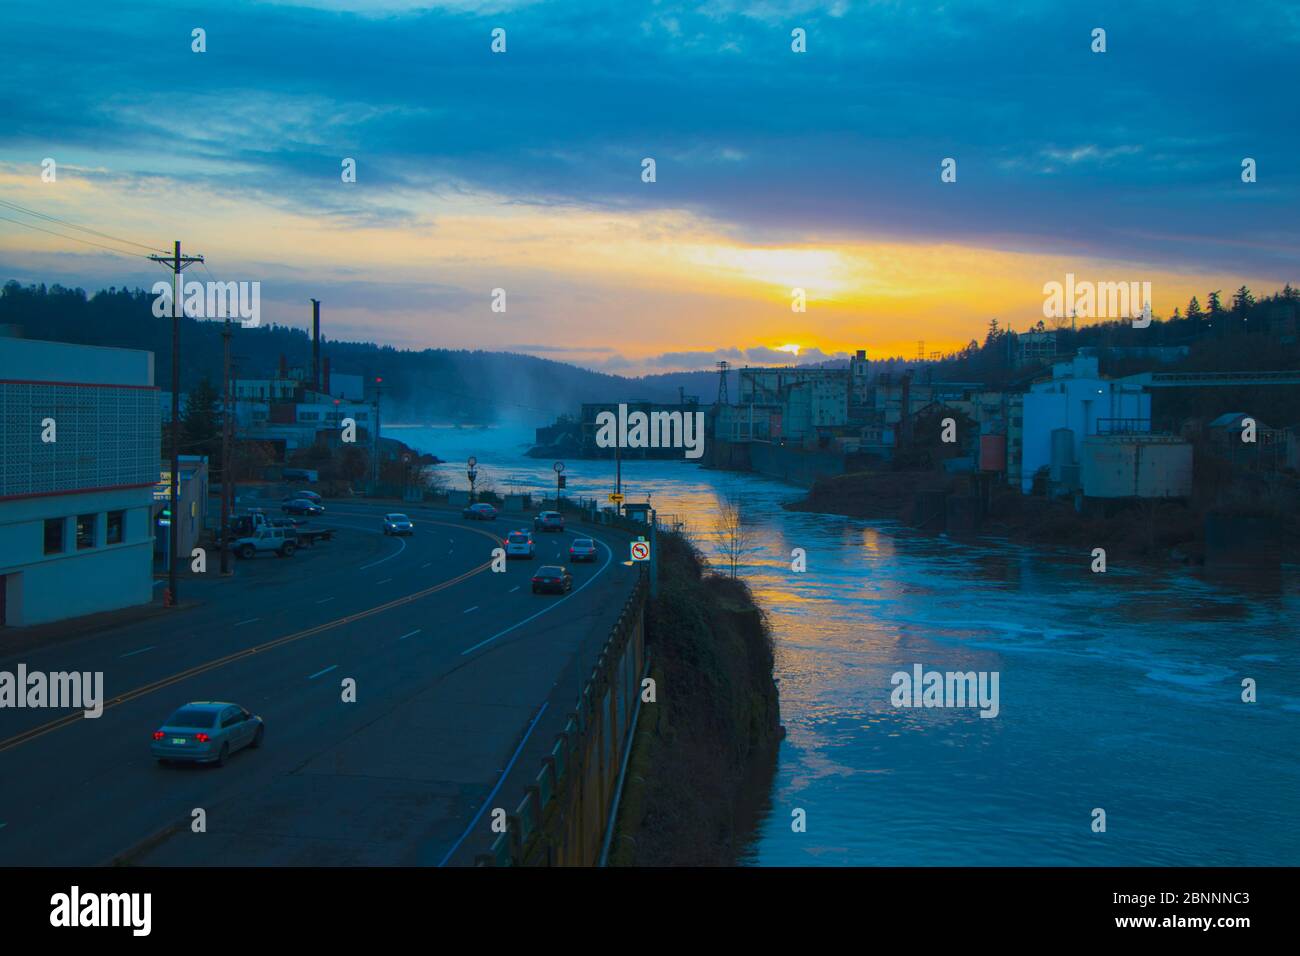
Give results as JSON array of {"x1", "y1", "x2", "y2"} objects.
[
  {"x1": 531, "y1": 565, "x2": 574, "y2": 594},
  {"x1": 463, "y1": 503, "x2": 497, "y2": 520},
  {"x1": 283, "y1": 490, "x2": 322, "y2": 504},
  {"x1": 534, "y1": 511, "x2": 565, "y2": 532},
  {"x1": 282, "y1": 499, "x2": 324, "y2": 516},
  {"x1": 568, "y1": 538, "x2": 598, "y2": 562}
]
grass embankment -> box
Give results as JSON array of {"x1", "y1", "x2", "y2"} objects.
[
  {"x1": 789, "y1": 469, "x2": 1300, "y2": 564},
  {"x1": 609, "y1": 531, "x2": 781, "y2": 866}
]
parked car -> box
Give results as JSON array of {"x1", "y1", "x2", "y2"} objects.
[
  {"x1": 568, "y1": 538, "x2": 598, "y2": 562},
  {"x1": 463, "y1": 503, "x2": 497, "y2": 520},
  {"x1": 284, "y1": 490, "x2": 322, "y2": 504},
  {"x1": 232, "y1": 527, "x2": 296, "y2": 559},
  {"x1": 531, "y1": 565, "x2": 574, "y2": 594},
  {"x1": 534, "y1": 511, "x2": 565, "y2": 532},
  {"x1": 151, "y1": 701, "x2": 264, "y2": 766},
  {"x1": 505, "y1": 531, "x2": 535, "y2": 559},
  {"x1": 383, "y1": 513, "x2": 415, "y2": 536},
  {"x1": 282, "y1": 499, "x2": 324, "y2": 516}
]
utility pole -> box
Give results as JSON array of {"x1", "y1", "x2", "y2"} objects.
[
  {"x1": 370, "y1": 376, "x2": 385, "y2": 493},
  {"x1": 220, "y1": 317, "x2": 233, "y2": 575},
  {"x1": 148, "y1": 240, "x2": 204, "y2": 607}
]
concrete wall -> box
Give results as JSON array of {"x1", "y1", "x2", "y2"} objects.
[{"x1": 748, "y1": 441, "x2": 848, "y2": 487}]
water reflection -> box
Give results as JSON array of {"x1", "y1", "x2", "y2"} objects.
[{"x1": 398, "y1": 424, "x2": 1300, "y2": 866}]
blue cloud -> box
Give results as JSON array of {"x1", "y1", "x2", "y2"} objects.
[{"x1": 1, "y1": 0, "x2": 1297, "y2": 277}]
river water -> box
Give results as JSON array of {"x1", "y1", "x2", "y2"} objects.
[{"x1": 394, "y1": 423, "x2": 1300, "y2": 867}]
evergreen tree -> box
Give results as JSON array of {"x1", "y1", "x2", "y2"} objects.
[
  {"x1": 1232, "y1": 286, "x2": 1255, "y2": 313},
  {"x1": 1186, "y1": 296, "x2": 1203, "y2": 321},
  {"x1": 180, "y1": 376, "x2": 222, "y2": 467}
]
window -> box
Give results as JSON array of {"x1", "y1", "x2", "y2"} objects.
[
  {"x1": 106, "y1": 510, "x2": 125, "y2": 545},
  {"x1": 76, "y1": 514, "x2": 96, "y2": 549},
  {"x1": 44, "y1": 518, "x2": 65, "y2": 554}
]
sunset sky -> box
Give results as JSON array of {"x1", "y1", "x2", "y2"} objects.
[{"x1": 0, "y1": 0, "x2": 1296, "y2": 374}]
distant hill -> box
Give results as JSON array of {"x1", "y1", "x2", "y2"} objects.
[{"x1": 0, "y1": 281, "x2": 680, "y2": 424}]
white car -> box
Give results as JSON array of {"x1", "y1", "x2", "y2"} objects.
[
  {"x1": 383, "y1": 513, "x2": 414, "y2": 536},
  {"x1": 505, "y1": 530, "x2": 535, "y2": 559}
]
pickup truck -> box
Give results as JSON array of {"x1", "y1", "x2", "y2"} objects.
[
  {"x1": 231, "y1": 527, "x2": 297, "y2": 559},
  {"x1": 223, "y1": 512, "x2": 336, "y2": 550}
]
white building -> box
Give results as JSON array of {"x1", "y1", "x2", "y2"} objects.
[
  {"x1": 0, "y1": 337, "x2": 160, "y2": 627},
  {"x1": 1019, "y1": 350, "x2": 1150, "y2": 493}
]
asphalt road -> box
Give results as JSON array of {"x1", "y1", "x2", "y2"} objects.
[{"x1": 0, "y1": 500, "x2": 644, "y2": 865}]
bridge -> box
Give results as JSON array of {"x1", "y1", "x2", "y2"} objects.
[{"x1": 1122, "y1": 370, "x2": 1300, "y2": 388}]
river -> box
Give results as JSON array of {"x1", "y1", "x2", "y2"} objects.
[{"x1": 393, "y1": 422, "x2": 1300, "y2": 866}]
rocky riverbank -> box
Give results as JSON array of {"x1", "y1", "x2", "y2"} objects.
[{"x1": 608, "y1": 530, "x2": 782, "y2": 866}]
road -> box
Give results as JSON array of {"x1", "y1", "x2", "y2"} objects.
[{"x1": 0, "y1": 500, "x2": 643, "y2": 865}]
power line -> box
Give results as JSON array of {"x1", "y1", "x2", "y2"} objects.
[
  {"x1": 0, "y1": 213, "x2": 152, "y2": 258},
  {"x1": 0, "y1": 197, "x2": 167, "y2": 254}
]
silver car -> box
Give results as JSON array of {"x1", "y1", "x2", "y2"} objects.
[
  {"x1": 151, "y1": 701, "x2": 264, "y2": 766},
  {"x1": 383, "y1": 513, "x2": 415, "y2": 535}
]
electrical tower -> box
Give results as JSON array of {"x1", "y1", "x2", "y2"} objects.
[
  {"x1": 916, "y1": 340, "x2": 925, "y2": 362},
  {"x1": 715, "y1": 360, "x2": 730, "y2": 406}
]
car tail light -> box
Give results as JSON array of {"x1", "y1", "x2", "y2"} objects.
[
  {"x1": 195, "y1": 733, "x2": 210, "y2": 743},
  {"x1": 153, "y1": 731, "x2": 164, "y2": 740}
]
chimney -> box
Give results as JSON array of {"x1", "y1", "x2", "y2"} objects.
[
  {"x1": 279, "y1": 353, "x2": 287, "y2": 377},
  {"x1": 311, "y1": 299, "x2": 321, "y2": 392},
  {"x1": 323, "y1": 355, "x2": 331, "y2": 396}
]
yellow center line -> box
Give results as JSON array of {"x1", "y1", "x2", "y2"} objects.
[{"x1": 0, "y1": 519, "x2": 501, "y2": 755}]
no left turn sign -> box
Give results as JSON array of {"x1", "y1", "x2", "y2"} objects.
[{"x1": 630, "y1": 540, "x2": 651, "y2": 562}]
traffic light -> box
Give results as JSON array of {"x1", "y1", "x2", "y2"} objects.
[{"x1": 557, "y1": 475, "x2": 566, "y2": 489}]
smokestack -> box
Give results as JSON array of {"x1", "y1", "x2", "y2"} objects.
[
  {"x1": 323, "y1": 355, "x2": 331, "y2": 396},
  {"x1": 311, "y1": 299, "x2": 321, "y2": 392},
  {"x1": 279, "y1": 353, "x2": 287, "y2": 377}
]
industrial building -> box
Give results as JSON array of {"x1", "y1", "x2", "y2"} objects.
[
  {"x1": 0, "y1": 335, "x2": 160, "y2": 627},
  {"x1": 738, "y1": 366, "x2": 852, "y2": 442},
  {"x1": 1080, "y1": 435, "x2": 1193, "y2": 499},
  {"x1": 1018, "y1": 350, "x2": 1150, "y2": 493}
]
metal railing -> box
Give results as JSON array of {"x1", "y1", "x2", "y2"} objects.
[{"x1": 476, "y1": 574, "x2": 648, "y2": 866}]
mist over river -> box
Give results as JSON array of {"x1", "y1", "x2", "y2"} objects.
[{"x1": 393, "y1": 422, "x2": 1300, "y2": 866}]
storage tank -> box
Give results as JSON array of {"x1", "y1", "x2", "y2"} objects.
[
  {"x1": 979, "y1": 434, "x2": 1006, "y2": 472},
  {"x1": 1081, "y1": 436, "x2": 1193, "y2": 498}
]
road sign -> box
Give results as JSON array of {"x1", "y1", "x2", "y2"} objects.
[
  {"x1": 553, "y1": 461, "x2": 565, "y2": 474},
  {"x1": 630, "y1": 540, "x2": 650, "y2": 562},
  {"x1": 608, "y1": 493, "x2": 624, "y2": 504}
]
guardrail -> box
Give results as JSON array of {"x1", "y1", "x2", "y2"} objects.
[{"x1": 476, "y1": 572, "x2": 649, "y2": 866}]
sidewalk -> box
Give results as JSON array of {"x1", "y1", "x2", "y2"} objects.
[{"x1": 0, "y1": 573, "x2": 217, "y2": 661}]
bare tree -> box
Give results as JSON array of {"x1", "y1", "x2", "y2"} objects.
[{"x1": 715, "y1": 493, "x2": 752, "y2": 578}]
